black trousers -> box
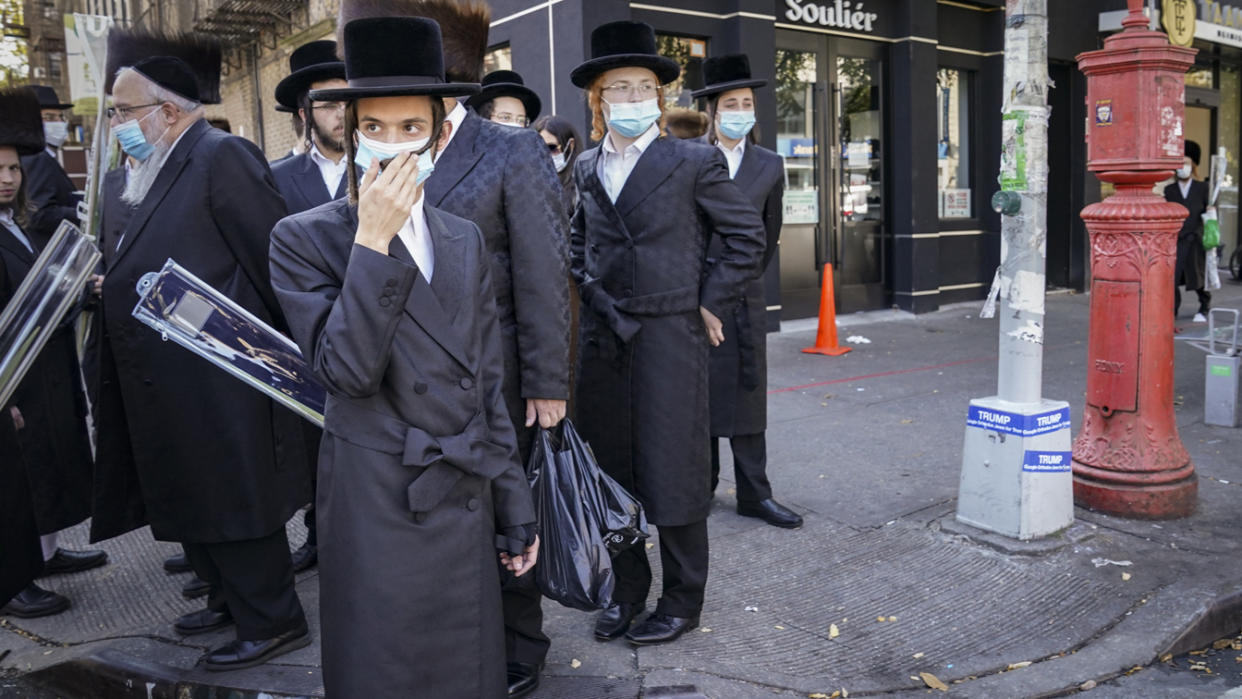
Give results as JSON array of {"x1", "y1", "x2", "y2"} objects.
[
  {"x1": 610, "y1": 519, "x2": 708, "y2": 618},
  {"x1": 183, "y1": 528, "x2": 306, "y2": 640},
  {"x1": 1174, "y1": 286, "x2": 1211, "y2": 316},
  {"x1": 710, "y1": 433, "x2": 772, "y2": 503},
  {"x1": 502, "y1": 425, "x2": 550, "y2": 667}
]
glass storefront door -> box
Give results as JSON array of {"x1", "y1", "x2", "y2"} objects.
[{"x1": 775, "y1": 30, "x2": 888, "y2": 318}]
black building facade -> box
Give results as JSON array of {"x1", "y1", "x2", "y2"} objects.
[{"x1": 484, "y1": 0, "x2": 1105, "y2": 323}]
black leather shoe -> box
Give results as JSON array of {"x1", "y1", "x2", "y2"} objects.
[
  {"x1": 164, "y1": 553, "x2": 192, "y2": 574},
  {"x1": 1, "y1": 583, "x2": 70, "y2": 618},
  {"x1": 290, "y1": 542, "x2": 317, "y2": 573},
  {"x1": 182, "y1": 576, "x2": 210, "y2": 600},
  {"x1": 737, "y1": 498, "x2": 803, "y2": 529},
  {"x1": 594, "y1": 601, "x2": 645, "y2": 641},
  {"x1": 204, "y1": 623, "x2": 311, "y2": 671},
  {"x1": 507, "y1": 662, "x2": 540, "y2": 698},
  {"x1": 40, "y1": 548, "x2": 108, "y2": 576},
  {"x1": 625, "y1": 612, "x2": 699, "y2": 646},
  {"x1": 174, "y1": 607, "x2": 234, "y2": 636}
]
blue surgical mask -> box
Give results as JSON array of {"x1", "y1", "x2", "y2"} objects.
[
  {"x1": 114, "y1": 109, "x2": 160, "y2": 161},
  {"x1": 606, "y1": 98, "x2": 661, "y2": 139},
  {"x1": 354, "y1": 131, "x2": 436, "y2": 186},
  {"x1": 718, "y1": 110, "x2": 756, "y2": 140}
]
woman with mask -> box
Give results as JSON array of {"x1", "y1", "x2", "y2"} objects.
[
  {"x1": 1164, "y1": 139, "x2": 1212, "y2": 322},
  {"x1": 533, "y1": 114, "x2": 580, "y2": 216},
  {"x1": 268, "y1": 17, "x2": 539, "y2": 697},
  {"x1": 693, "y1": 54, "x2": 801, "y2": 530},
  {"x1": 467, "y1": 70, "x2": 541, "y2": 128},
  {"x1": 569, "y1": 20, "x2": 765, "y2": 647}
]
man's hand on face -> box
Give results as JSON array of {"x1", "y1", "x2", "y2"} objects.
[{"x1": 355, "y1": 151, "x2": 422, "y2": 253}]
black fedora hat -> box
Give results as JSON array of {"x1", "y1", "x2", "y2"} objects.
[
  {"x1": 0, "y1": 87, "x2": 46, "y2": 156},
  {"x1": 30, "y1": 85, "x2": 72, "y2": 110},
  {"x1": 465, "y1": 70, "x2": 542, "y2": 121},
  {"x1": 570, "y1": 21, "x2": 680, "y2": 89},
  {"x1": 691, "y1": 54, "x2": 766, "y2": 100},
  {"x1": 310, "y1": 17, "x2": 479, "y2": 101},
  {"x1": 275, "y1": 40, "x2": 346, "y2": 110}
]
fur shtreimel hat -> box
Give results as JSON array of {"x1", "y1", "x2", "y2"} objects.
[
  {"x1": 310, "y1": 17, "x2": 479, "y2": 102},
  {"x1": 665, "y1": 107, "x2": 707, "y2": 140},
  {"x1": 337, "y1": 0, "x2": 491, "y2": 84},
  {"x1": 691, "y1": 54, "x2": 767, "y2": 100},
  {"x1": 0, "y1": 87, "x2": 46, "y2": 156},
  {"x1": 571, "y1": 21, "x2": 680, "y2": 89},
  {"x1": 275, "y1": 40, "x2": 346, "y2": 110},
  {"x1": 465, "y1": 70, "x2": 541, "y2": 121},
  {"x1": 105, "y1": 29, "x2": 222, "y2": 104}
]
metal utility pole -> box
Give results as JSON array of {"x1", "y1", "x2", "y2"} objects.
[{"x1": 956, "y1": 0, "x2": 1074, "y2": 540}]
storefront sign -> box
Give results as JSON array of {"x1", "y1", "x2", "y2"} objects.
[
  {"x1": 1163, "y1": 0, "x2": 1197, "y2": 47},
  {"x1": 778, "y1": 137, "x2": 817, "y2": 158},
  {"x1": 1101, "y1": 3, "x2": 1242, "y2": 49},
  {"x1": 783, "y1": 189, "x2": 819, "y2": 224},
  {"x1": 782, "y1": 0, "x2": 878, "y2": 34}
]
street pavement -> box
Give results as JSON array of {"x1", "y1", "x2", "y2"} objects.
[{"x1": 5, "y1": 279, "x2": 1242, "y2": 698}]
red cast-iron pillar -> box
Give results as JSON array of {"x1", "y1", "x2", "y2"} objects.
[{"x1": 1072, "y1": 0, "x2": 1198, "y2": 518}]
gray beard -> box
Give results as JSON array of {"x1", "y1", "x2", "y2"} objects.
[{"x1": 120, "y1": 138, "x2": 174, "y2": 207}]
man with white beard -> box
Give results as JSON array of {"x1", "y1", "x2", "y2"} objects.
[{"x1": 88, "y1": 56, "x2": 312, "y2": 671}]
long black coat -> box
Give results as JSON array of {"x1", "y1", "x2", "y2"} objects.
[
  {"x1": 270, "y1": 200, "x2": 535, "y2": 698},
  {"x1": 708, "y1": 143, "x2": 783, "y2": 438},
  {"x1": 571, "y1": 136, "x2": 766, "y2": 526},
  {"x1": 425, "y1": 111, "x2": 570, "y2": 461},
  {"x1": 0, "y1": 222, "x2": 94, "y2": 535},
  {"x1": 82, "y1": 166, "x2": 131, "y2": 408},
  {"x1": 20, "y1": 150, "x2": 80, "y2": 249},
  {"x1": 1165, "y1": 179, "x2": 1209, "y2": 291},
  {"x1": 0, "y1": 413, "x2": 40, "y2": 607},
  {"x1": 269, "y1": 151, "x2": 350, "y2": 214},
  {"x1": 90, "y1": 119, "x2": 309, "y2": 544}
]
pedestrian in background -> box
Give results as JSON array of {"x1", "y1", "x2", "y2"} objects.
[
  {"x1": 269, "y1": 16, "x2": 539, "y2": 697},
  {"x1": 20, "y1": 85, "x2": 80, "y2": 250},
  {"x1": 695, "y1": 53, "x2": 801, "y2": 530},
  {"x1": 534, "y1": 114, "x2": 580, "y2": 217},
  {"x1": 1166, "y1": 139, "x2": 1212, "y2": 323},
  {"x1": 0, "y1": 86, "x2": 103, "y2": 620},
  {"x1": 468, "y1": 69, "x2": 541, "y2": 128},
  {"x1": 569, "y1": 20, "x2": 766, "y2": 647}
]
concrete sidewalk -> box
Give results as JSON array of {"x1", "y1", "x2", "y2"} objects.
[{"x1": 5, "y1": 282, "x2": 1242, "y2": 698}]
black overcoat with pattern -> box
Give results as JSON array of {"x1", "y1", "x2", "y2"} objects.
[
  {"x1": 270, "y1": 199, "x2": 534, "y2": 699},
  {"x1": 708, "y1": 142, "x2": 784, "y2": 437},
  {"x1": 425, "y1": 111, "x2": 570, "y2": 462},
  {"x1": 570, "y1": 135, "x2": 766, "y2": 526},
  {"x1": 89, "y1": 119, "x2": 309, "y2": 544},
  {"x1": 0, "y1": 219, "x2": 94, "y2": 535}
]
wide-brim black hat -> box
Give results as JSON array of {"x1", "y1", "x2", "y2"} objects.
[
  {"x1": 105, "y1": 29, "x2": 222, "y2": 104},
  {"x1": 1186, "y1": 139, "x2": 1201, "y2": 166},
  {"x1": 275, "y1": 40, "x2": 347, "y2": 110},
  {"x1": 465, "y1": 70, "x2": 541, "y2": 121},
  {"x1": 0, "y1": 87, "x2": 46, "y2": 156},
  {"x1": 31, "y1": 85, "x2": 72, "y2": 110},
  {"x1": 310, "y1": 17, "x2": 479, "y2": 101},
  {"x1": 337, "y1": 0, "x2": 491, "y2": 84},
  {"x1": 691, "y1": 54, "x2": 766, "y2": 99},
  {"x1": 571, "y1": 21, "x2": 680, "y2": 89}
]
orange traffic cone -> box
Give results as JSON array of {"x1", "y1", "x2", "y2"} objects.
[{"x1": 802, "y1": 263, "x2": 852, "y2": 356}]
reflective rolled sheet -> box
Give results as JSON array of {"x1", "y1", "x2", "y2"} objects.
[
  {"x1": 131, "y1": 259, "x2": 325, "y2": 426},
  {"x1": 0, "y1": 220, "x2": 101, "y2": 407}
]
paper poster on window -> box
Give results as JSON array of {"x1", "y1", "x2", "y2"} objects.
[
  {"x1": 942, "y1": 189, "x2": 971, "y2": 219},
  {"x1": 847, "y1": 141, "x2": 870, "y2": 168},
  {"x1": 783, "y1": 189, "x2": 819, "y2": 224}
]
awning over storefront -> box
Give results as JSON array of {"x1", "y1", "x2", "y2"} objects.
[{"x1": 192, "y1": 0, "x2": 304, "y2": 47}]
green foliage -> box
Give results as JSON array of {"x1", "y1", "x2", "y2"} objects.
[{"x1": 0, "y1": 0, "x2": 28, "y2": 87}]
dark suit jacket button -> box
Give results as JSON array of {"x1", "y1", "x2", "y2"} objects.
[
  {"x1": 413, "y1": 512, "x2": 426, "y2": 523},
  {"x1": 379, "y1": 297, "x2": 391, "y2": 307},
  {"x1": 459, "y1": 377, "x2": 474, "y2": 390},
  {"x1": 385, "y1": 278, "x2": 397, "y2": 287},
  {"x1": 413, "y1": 382, "x2": 428, "y2": 394},
  {"x1": 143, "y1": 379, "x2": 153, "y2": 386},
  {"x1": 466, "y1": 498, "x2": 480, "y2": 511}
]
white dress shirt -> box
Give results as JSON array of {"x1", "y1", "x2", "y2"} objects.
[
  {"x1": 1178, "y1": 178, "x2": 1192, "y2": 199},
  {"x1": 396, "y1": 194, "x2": 434, "y2": 282},
  {"x1": 0, "y1": 208, "x2": 33, "y2": 253},
  {"x1": 436, "y1": 101, "x2": 469, "y2": 163},
  {"x1": 309, "y1": 142, "x2": 348, "y2": 197},
  {"x1": 598, "y1": 123, "x2": 660, "y2": 203},
  {"x1": 717, "y1": 138, "x2": 746, "y2": 179}
]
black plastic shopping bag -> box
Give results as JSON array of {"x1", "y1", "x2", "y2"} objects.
[
  {"x1": 529, "y1": 426, "x2": 614, "y2": 611},
  {"x1": 558, "y1": 420, "x2": 649, "y2": 554}
]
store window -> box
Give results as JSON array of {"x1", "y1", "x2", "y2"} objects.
[
  {"x1": 775, "y1": 49, "x2": 818, "y2": 219},
  {"x1": 1218, "y1": 62, "x2": 1240, "y2": 256},
  {"x1": 937, "y1": 67, "x2": 972, "y2": 219},
  {"x1": 656, "y1": 34, "x2": 706, "y2": 108},
  {"x1": 1186, "y1": 64, "x2": 1214, "y2": 89},
  {"x1": 483, "y1": 45, "x2": 512, "y2": 74}
]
